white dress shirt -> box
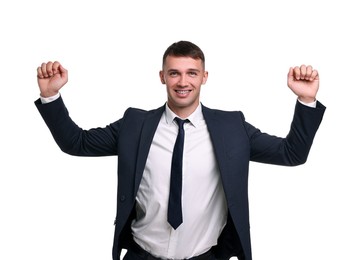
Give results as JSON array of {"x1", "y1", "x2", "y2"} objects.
[{"x1": 131, "y1": 103, "x2": 227, "y2": 259}]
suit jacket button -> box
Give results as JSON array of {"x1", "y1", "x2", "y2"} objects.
[{"x1": 120, "y1": 195, "x2": 126, "y2": 202}]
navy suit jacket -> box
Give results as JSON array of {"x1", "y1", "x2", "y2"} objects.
[{"x1": 35, "y1": 97, "x2": 325, "y2": 260}]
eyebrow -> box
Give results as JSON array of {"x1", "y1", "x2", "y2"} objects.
[{"x1": 167, "y1": 68, "x2": 201, "y2": 73}]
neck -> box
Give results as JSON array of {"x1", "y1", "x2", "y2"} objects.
[{"x1": 167, "y1": 103, "x2": 199, "y2": 119}]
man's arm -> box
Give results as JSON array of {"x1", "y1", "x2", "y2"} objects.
[
  {"x1": 35, "y1": 61, "x2": 119, "y2": 156},
  {"x1": 247, "y1": 64, "x2": 325, "y2": 165},
  {"x1": 247, "y1": 100, "x2": 325, "y2": 166}
]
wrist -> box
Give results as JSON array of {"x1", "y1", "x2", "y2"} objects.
[
  {"x1": 298, "y1": 96, "x2": 316, "y2": 103},
  {"x1": 297, "y1": 98, "x2": 317, "y2": 108},
  {"x1": 40, "y1": 92, "x2": 60, "y2": 104},
  {"x1": 40, "y1": 90, "x2": 59, "y2": 98}
]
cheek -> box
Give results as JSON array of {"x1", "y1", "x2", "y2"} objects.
[
  {"x1": 165, "y1": 79, "x2": 178, "y2": 88},
  {"x1": 165, "y1": 82, "x2": 175, "y2": 94},
  {"x1": 192, "y1": 78, "x2": 204, "y2": 88}
]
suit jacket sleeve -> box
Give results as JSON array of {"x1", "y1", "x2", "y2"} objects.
[
  {"x1": 246, "y1": 100, "x2": 326, "y2": 165},
  {"x1": 35, "y1": 96, "x2": 121, "y2": 156}
]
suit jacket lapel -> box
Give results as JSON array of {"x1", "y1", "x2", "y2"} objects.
[
  {"x1": 202, "y1": 105, "x2": 229, "y2": 187},
  {"x1": 134, "y1": 105, "x2": 165, "y2": 196}
]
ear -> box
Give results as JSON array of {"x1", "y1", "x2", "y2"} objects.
[
  {"x1": 159, "y1": 70, "x2": 166, "y2": 84},
  {"x1": 202, "y1": 71, "x2": 209, "y2": 85}
]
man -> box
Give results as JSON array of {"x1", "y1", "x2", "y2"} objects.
[{"x1": 35, "y1": 41, "x2": 325, "y2": 260}]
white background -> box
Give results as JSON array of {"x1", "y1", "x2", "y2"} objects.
[{"x1": 1, "y1": 0, "x2": 363, "y2": 259}]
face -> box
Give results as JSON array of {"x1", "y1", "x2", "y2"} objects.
[{"x1": 159, "y1": 55, "x2": 208, "y2": 118}]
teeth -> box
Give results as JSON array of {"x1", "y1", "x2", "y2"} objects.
[{"x1": 176, "y1": 90, "x2": 190, "y2": 94}]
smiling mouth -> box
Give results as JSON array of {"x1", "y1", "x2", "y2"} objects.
[{"x1": 175, "y1": 90, "x2": 192, "y2": 94}]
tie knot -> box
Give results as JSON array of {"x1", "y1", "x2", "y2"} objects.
[{"x1": 174, "y1": 117, "x2": 188, "y2": 129}]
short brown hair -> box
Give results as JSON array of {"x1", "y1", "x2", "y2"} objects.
[{"x1": 162, "y1": 41, "x2": 205, "y2": 68}]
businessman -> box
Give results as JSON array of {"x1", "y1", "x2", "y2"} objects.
[{"x1": 35, "y1": 41, "x2": 325, "y2": 260}]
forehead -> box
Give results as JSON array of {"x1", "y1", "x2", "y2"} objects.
[{"x1": 164, "y1": 56, "x2": 204, "y2": 70}]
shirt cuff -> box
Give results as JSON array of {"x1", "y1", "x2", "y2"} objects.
[
  {"x1": 40, "y1": 93, "x2": 60, "y2": 104},
  {"x1": 298, "y1": 98, "x2": 317, "y2": 108}
]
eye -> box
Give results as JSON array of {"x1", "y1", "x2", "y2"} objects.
[
  {"x1": 169, "y1": 71, "x2": 178, "y2": 77},
  {"x1": 188, "y1": 71, "x2": 198, "y2": 77}
]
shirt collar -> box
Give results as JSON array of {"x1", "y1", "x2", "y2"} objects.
[{"x1": 164, "y1": 103, "x2": 203, "y2": 128}]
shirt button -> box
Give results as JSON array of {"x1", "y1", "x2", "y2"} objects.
[{"x1": 120, "y1": 195, "x2": 126, "y2": 202}]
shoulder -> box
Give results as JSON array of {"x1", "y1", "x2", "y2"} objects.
[
  {"x1": 202, "y1": 104, "x2": 245, "y2": 121},
  {"x1": 124, "y1": 105, "x2": 165, "y2": 118}
]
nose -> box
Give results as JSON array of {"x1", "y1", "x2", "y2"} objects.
[{"x1": 178, "y1": 74, "x2": 188, "y2": 87}]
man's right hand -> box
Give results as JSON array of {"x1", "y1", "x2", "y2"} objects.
[{"x1": 37, "y1": 61, "x2": 68, "y2": 98}]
